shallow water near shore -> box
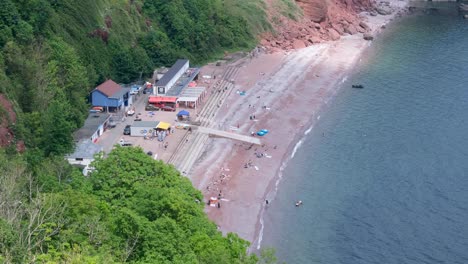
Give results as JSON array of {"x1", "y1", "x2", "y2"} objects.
[{"x1": 261, "y1": 14, "x2": 468, "y2": 263}]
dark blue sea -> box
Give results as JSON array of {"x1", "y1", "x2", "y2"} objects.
[{"x1": 261, "y1": 13, "x2": 468, "y2": 264}]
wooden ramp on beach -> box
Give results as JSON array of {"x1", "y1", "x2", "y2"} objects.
[{"x1": 196, "y1": 126, "x2": 262, "y2": 145}]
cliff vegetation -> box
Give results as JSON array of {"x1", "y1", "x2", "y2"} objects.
[{"x1": 0, "y1": 0, "x2": 283, "y2": 262}]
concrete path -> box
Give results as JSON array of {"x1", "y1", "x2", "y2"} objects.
[{"x1": 196, "y1": 126, "x2": 261, "y2": 145}]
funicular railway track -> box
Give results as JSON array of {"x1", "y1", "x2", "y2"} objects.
[{"x1": 168, "y1": 66, "x2": 239, "y2": 175}]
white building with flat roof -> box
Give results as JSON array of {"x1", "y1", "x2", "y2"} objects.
[{"x1": 154, "y1": 59, "x2": 189, "y2": 95}]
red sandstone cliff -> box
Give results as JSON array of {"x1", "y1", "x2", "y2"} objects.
[
  {"x1": 261, "y1": 0, "x2": 374, "y2": 51},
  {"x1": 0, "y1": 94, "x2": 25, "y2": 152}
]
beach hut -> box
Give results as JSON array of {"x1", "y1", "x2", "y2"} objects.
[{"x1": 130, "y1": 121, "x2": 159, "y2": 137}]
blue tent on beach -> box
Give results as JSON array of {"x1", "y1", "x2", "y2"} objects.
[{"x1": 177, "y1": 110, "x2": 190, "y2": 117}]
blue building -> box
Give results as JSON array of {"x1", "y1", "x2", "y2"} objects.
[{"x1": 91, "y1": 79, "x2": 131, "y2": 112}]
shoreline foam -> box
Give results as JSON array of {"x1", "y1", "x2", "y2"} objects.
[{"x1": 189, "y1": 0, "x2": 410, "y2": 252}]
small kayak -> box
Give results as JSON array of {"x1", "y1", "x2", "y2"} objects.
[{"x1": 295, "y1": 200, "x2": 303, "y2": 207}]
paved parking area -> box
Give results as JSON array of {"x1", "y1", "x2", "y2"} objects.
[
  {"x1": 93, "y1": 64, "x2": 224, "y2": 163},
  {"x1": 94, "y1": 92, "x2": 192, "y2": 162}
]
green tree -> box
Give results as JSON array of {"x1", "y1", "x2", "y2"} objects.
[
  {"x1": 13, "y1": 20, "x2": 34, "y2": 44},
  {"x1": 41, "y1": 97, "x2": 74, "y2": 156},
  {"x1": 88, "y1": 147, "x2": 258, "y2": 263}
]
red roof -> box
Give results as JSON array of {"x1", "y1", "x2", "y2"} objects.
[
  {"x1": 95, "y1": 79, "x2": 122, "y2": 97},
  {"x1": 148, "y1": 96, "x2": 177, "y2": 104}
]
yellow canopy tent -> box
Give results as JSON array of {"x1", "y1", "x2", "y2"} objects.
[{"x1": 157, "y1": 122, "x2": 171, "y2": 130}]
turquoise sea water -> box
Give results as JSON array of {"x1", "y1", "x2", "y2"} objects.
[{"x1": 261, "y1": 14, "x2": 468, "y2": 263}]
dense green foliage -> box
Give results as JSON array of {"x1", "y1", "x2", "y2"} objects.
[
  {"x1": 0, "y1": 0, "x2": 269, "y2": 154},
  {"x1": 0, "y1": 147, "x2": 271, "y2": 263},
  {"x1": 0, "y1": 0, "x2": 286, "y2": 262}
]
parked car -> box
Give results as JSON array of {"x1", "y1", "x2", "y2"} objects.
[
  {"x1": 145, "y1": 104, "x2": 159, "y2": 111},
  {"x1": 130, "y1": 85, "x2": 142, "y2": 95},
  {"x1": 108, "y1": 120, "x2": 117, "y2": 129},
  {"x1": 161, "y1": 106, "x2": 176, "y2": 112},
  {"x1": 119, "y1": 138, "x2": 132, "y2": 146},
  {"x1": 143, "y1": 88, "x2": 153, "y2": 94},
  {"x1": 123, "y1": 125, "x2": 131, "y2": 135},
  {"x1": 90, "y1": 106, "x2": 104, "y2": 113}
]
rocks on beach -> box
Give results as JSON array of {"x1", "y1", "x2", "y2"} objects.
[
  {"x1": 363, "y1": 33, "x2": 374, "y2": 41},
  {"x1": 259, "y1": 0, "x2": 375, "y2": 52}
]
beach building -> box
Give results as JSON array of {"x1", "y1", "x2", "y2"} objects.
[
  {"x1": 154, "y1": 59, "x2": 189, "y2": 95},
  {"x1": 67, "y1": 112, "x2": 111, "y2": 175},
  {"x1": 130, "y1": 121, "x2": 159, "y2": 137},
  {"x1": 74, "y1": 112, "x2": 112, "y2": 143},
  {"x1": 66, "y1": 140, "x2": 103, "y2": 175},
  {"x1": 148, "y1": 96, "x2": 178, "y2": 110},
  {"x1": 129, "y1": 121, "x2": 171, "y2": 138},
  {"x1": 153, "y1": 59, "x2": 200, "y2": 96},
  {"x1": 176, "y1": 86, "x2": 206, "y2": 109},
  {"x1": 91, "y1": 79, "x2": 132, "y2": 112},
  {"x1": 152, "y1": 67, "x2": 168, "y2": 84}
]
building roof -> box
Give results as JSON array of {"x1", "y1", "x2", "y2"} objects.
[
  {"x1": 73, "y1": 113, "x2": 111, "y2": 141},
  {"x1": 156, "y1": 59, "x2": 189, "y2": 87},
  {"x1": 166, "y1": 67, "x2": 200, "y2": 96},
  {"x1": 148, "y1": 96, "x2": 178, "y2": 104},
  {"x1": 178, "y1": 87, "x2": 205, "y2": 97},
  {"x1": 67, "y1": 140, "x2": 103, "y2": 159},
  {"x1": 132, "y1": 121, "x2": 160, "y2": 128},
  {"x1": 177, "y1": 87, "x2": 206, "y2": 103},
  {"x1": 110, "y1": 87, "x2": 130, "y2": 99},
  {"x1": 95, "y1": 79, "x2": 123, "y2": 97},
  {"x1": 177, "y1": 97, "x2": 198, "y2": 102}
]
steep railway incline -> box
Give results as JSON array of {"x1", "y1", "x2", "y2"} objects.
[{"x1": 168, "y1": 66, "x2": 241, "y2": 175}]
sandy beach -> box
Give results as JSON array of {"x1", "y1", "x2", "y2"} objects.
[{"x1": 187, "y1": 0, "x2": 409, "y2": 250}]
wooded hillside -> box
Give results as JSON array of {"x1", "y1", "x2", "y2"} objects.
[
  {"x1": 0, "y1": 0, "x2": 281, "y2": 262},
  {"x1": 0, "y1": 147, "x2": 267, "y2": 263},
  {"x1": 0, "y1": 0, "x2": 270, "y2": 154}
]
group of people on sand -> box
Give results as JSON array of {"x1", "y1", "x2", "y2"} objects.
[{"x1": 244, "y1": 160, "x2": 253, "y2": 168}]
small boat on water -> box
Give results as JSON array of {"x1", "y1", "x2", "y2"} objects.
[
  {"x1": 295, "y1": 200, "x2": 303, "y2": 207},
  {"x1": 352, "y1": 84, "x2": 364, "y2": 89}
]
